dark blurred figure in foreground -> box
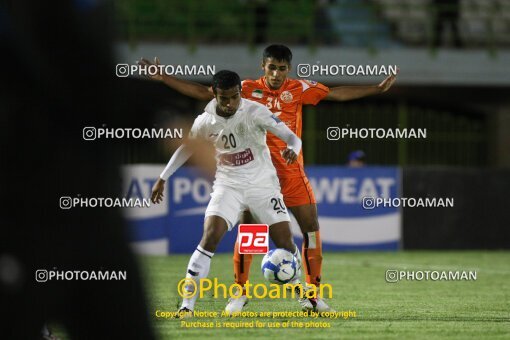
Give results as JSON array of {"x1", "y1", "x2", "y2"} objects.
[{"x1": 0, "y1": 1, "x2": 155, "y2": 339}]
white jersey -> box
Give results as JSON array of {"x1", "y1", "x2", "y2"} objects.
[{"x1": 190, "y1": 98, "x2": 282, "y2": 187}]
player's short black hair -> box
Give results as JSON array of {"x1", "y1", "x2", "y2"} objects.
[
  {"x1": 212, "y1": 70, "x2": 241, "y2": 94},
  {"x1": 263, "y1": 44, "x2": 292, "y2": 65}
]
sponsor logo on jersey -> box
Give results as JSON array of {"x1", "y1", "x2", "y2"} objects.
[
  {"x1": 219, "y1": 148, "x2": 255, "y2": 166},
  {"x1": 252, "y1": 89, "x2": 263, "y2": 99},
  {"x1": 280, "y1": 91, "x2": 293, "y2": 103}
]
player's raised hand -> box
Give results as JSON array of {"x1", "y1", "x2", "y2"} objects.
[
  {"x1": 378, "y1": 68, "x2": 399, "y2": 93},
  {"x1": 151, "y1": 178, "x2": 166, "y2": 204},
  {"x1": 281, "y1": 148, "x2": 298, "y2": 165},
  {"x1": 137, "y1": 57, "x2": 164, "y2": 81}
]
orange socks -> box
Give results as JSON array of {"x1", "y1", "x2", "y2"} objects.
[
  {"x1": 233, "y1": 240, "x2": 253, "y2": 288},
  {"x1": 302, "y1": 231, "x2": 323, "y2": 286}
]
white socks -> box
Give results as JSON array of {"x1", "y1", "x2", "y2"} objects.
[
  {"x1": 290, "y1": 245, "x2": 303, "y2": 284},
  {"x1": 181, "y1": 245, "x2": 214, "y2": 311},
  {"x1": 293, "y1": 245, "x2": 302, "y2": 269}
]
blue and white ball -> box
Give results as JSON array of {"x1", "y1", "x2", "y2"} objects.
[{"x1": 261, "y1": 248, "x2": 299, "y2": 284}]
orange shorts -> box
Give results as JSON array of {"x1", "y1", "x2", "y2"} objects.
[{"x1": 279, "y1": 176, "x2": 316, "y2": 207}]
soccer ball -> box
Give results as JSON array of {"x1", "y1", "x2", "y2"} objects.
[{"x1": 261, "y1": 248, "x2": 299, "y2": 284}]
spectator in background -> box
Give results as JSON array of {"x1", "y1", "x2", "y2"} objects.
[
  {"x1": 314, "y1": 0, "x2": 338, "y2": 45},
  {"x1": 242, "y1": 0, "x2": 268, "y2": 44},
  {"x1": 348, "y1": 150, "x2": 366, "y2": 167},
  {"x1": 432, "y1": 0, "x2": 463, "y2": 48}
]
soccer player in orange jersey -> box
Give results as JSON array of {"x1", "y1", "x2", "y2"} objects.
[{"x1": 139, "y1": 45, "x2": 397, "y2": 312}]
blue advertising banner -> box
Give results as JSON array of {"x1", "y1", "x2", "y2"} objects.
[
  {"x1": 301, "y1": 166, "x2": 400, "y2": 251},
  {"x1": 121, "y1": 165, "x2": 401, "y2": 254}
]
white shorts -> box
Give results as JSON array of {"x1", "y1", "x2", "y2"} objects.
[{"x1": 205, "y1": 183, "x2": 291, "y2": 231}]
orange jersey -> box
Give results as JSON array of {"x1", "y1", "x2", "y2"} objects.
[{"x1": 241, "y1": 77, "x2": 329, "y2": 179}]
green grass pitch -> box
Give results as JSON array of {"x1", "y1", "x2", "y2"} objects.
[{"x1": 140, "y1": 251, "x2": 510, "y2": 339}]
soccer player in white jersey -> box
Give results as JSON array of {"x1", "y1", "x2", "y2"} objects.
[{"x1": 151, "y1": 70, "x2": 312, "y2": 316}]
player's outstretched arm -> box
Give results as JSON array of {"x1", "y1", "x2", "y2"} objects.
[
  {"x1": 151, "y1": 178, "x2": 166, "y2": 204},
  {"x1": 137, "y1": 57, "x2": 214, "y2": 101},
  {"x1": 266, "y1": 123, "x2": 302, "y2": 165},
  {"x1": 324, "y1": 70, "x2": 398, "y2": 102},
  {"x1": 151, "y1": 144, "x2": 193, "y2": 204}
]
